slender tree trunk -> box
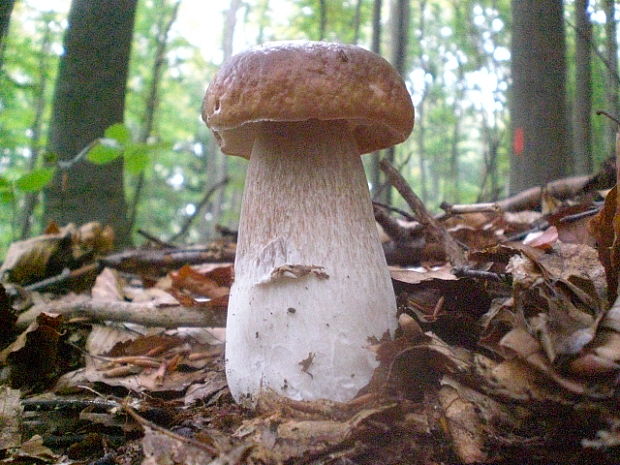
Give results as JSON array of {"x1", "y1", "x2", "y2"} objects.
[
  {"x1": 318, "y1": 0, "x2": 327, "y2": 40},
  {"x1": 509, "y1": 0, "x2": 569, "y2": 193},
  {"x1": 127, "y1": 0, "x2": 181, "y2": 236},
  {"x1": 416, "y1": 98, "x2": 428, "y2": 203},
  {"x1": 449, "y1": 109, "x2": 461, "y2": 203},
  {"x1": 210, "y1": 0, "x2": 243, "y2": 238},
  {"x1": 604, "y1": 0, "x2": 619, "y2": 158},
  {"x1": 573, "y1": 0, "x2": 592, "y2": 174},
  {"x1": 20, "y1": 18, "x2": 54, "y2": 239},
  {"x1": 0, "y1": 0, "x2": 16, "y2": 70},
  {"x1": 256, "y1": 0, "x2": 270, "y2": 44},
  {"x1": 44, "y1": 0, "x2": 138, "y2": 246},
  {"x1": 222, "y1": 0, "x2": 242, "y2": 60},
  {"x1": 352, "y1": 0, "x2": 362, "y2": 44},
  {"x1": 416, "y1": 0, "x2": 428, "y2": 203},
  {"x1": 369, "y1": 0, "x2": 383, "y2": 197},
  {"x1": 383, "y1": 0, "x2": 409, "y2": 204}
]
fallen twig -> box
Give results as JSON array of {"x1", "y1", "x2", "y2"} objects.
[
  {"x1": 16, "y1": 297, "x2": 227, "y2": 330},
  {"x1": 137, "y1": 229, "x2": 177, "y2": 248},
  {"x1": 122, "y1": 401, "x2": 219, "y2": 456},
  {"x1": 21, "y1": 398, "x2": 120, "y2": 411},
  {"x1": 373, "y1": 204, "x2": 421, "y2": 243},
  {"x1": 442, "y1": 175, "x2": 592, "y2": 214},
  {"x1": 24, "y1": 263, "x2": 100, "y2": 293},
  {"x1": 99, "y1": 246, "x2": 235, "y2": 274},
  {"x1": 380, "y1": 159, "x2": 466, "y2": 267},
  {"x1": 372, "y1": 200, "x2": 417, "y2": 221},
  {"x1": 453, "y1": 267, "x2": 511, "y2": 283}
]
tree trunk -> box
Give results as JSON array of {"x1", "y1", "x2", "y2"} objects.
[
  {"x1": 369, "y1": 0, "x2": 383, "y2": 198},
  {"x1": 352, "y1": 0, "x2": 362, "y2": 44},
  {"x1": 44, "y1": 0, "x2": 137, "y2": 246},
  {"x1": 20, "y1": 17, "x2": 54, "y2": 239},
  {"x1": 0, "y1": 0, "x2": 16, "y2": 70},
  {"x1": 127, "y1": 0, "x2": 181, "y2": 236},
  {"x1": 509, "y1": 0, "x2": 569, "y2": 193},
  {"x1": 573, "y1": 0, "x2": 592, "y2": 175},
  {"x1": 318, "y1": 0, "x2": 327, "y2": 40},
  {"x1": 416, "y1": 98, "x2": 428, "y2": 203},
  {"x1": 256, "y1": 0, "x2": 270, "y2": 44},
  {"x1": 604, "y1": 0, "x2": 619, "y2": 159},
  {"x1": 383, "y1": 0, "x2": 409, "y2": 204},
  {"x1": 222, "y1": 0, "x2": 242, "y2": 61},
  {"x1": 209, "y1": 0, "x2": 243, "y2": 239},
  {"x1": 415, "y1": 0, "x2": 428, "y2": 203}
]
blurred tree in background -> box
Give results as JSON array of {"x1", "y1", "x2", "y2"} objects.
[
  {"x1": 0, "y1": 0, "x2": 618, "y2": 255},
  {"x1": 43, "y1": 0, "x2": 137, "y2": 245}
]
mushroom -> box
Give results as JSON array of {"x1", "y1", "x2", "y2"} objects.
[{"x1": 202, "y1": 41, "x2": 414, "y2": 405}]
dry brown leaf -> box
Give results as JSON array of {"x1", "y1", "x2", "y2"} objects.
[
  {"x1": 14, "y1": 434, "x2": 58, "y2": 462},
  {"x1": 0, "y1": 284, "x2": 17, "y2": 341},
  {"x1": 438, "y1": 383, "x2": 488, "y2": 464},
  {"x1": 0, "y1": 313, "x2": 63, "y2": 390},
  {"x1": 0, "y1": 386, "x2": 22, "y2": 451},
  {"x1": 589, "y1": 185, "x2": 619, "y2": 304},
  {"x1": 141, "y1": 426, "x2": 217, "y2": 465},
  {"x1": 170, "y1": 264, "x2": 230, "y2": 299},
  {"x1": 0, "y1": 233, "x2": 72, "y2": 285},
  {"x1": 389, "y1": 265, "x2": 457, "y2": 285},
  {"x1": 73, "y1": 221, "x2": 115, "y2": 255},
  {"x1": 523, "y1": 225, "x2": 558, "y2": 250},
  {"x1": 91, "y1": 267, "x2": 125, "y2": 301}
]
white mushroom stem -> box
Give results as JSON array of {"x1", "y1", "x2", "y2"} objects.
[{"x1": 226, "y1": 119, "x2": 397, "y2": 405}]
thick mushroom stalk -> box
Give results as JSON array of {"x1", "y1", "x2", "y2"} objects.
[{"x1": 227, "y1": 119, "x2": 397, "y2": 404}]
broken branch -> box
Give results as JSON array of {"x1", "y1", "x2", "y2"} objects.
[
  {"x1": 379, "y1": 159, "x2": 466, "y2": 267},
  {"x1": 16, "y1": 298, "x2": 226, "y2": 330}
]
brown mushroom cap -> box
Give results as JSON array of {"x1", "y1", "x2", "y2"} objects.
[{"x1": 202, "y1": 41, "x2": 415, "y2": 158}]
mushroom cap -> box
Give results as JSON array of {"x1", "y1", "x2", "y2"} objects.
[{"x1": 202, "y1": 41, "x2": 414, "y2": 158}]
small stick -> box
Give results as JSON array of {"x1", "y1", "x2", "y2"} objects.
[
  {"x1": 373, "y1": 204, "x2": 421, "y2": 243},
  {"x1": 122, "y1": 402, "x2": 219, "y2": 456},
  {"x1": 596, "y1": 110, "x2": 620, "y2": 127},
  {"x1": 137, "y1": 229, "x2": 177, "y2": 248},
  {"x1": 440, "y1": 201, "x2": 501, "y2": 215},
  {"x1": 24, "y1": 263, "x2": 100, "y2": 293},
  {"x1": 372, "y1": 200, "x2": 417, "y2": 221},
  {"x1": 16, "y1": 298, "x2": 227, "y2": 330},
  {"x1": 453, "y1": 267, "x2": 511, "y2": 283},
  {"x1": 558, "y1": 207, "x2": 601, "y2": 223},
  {"x1": 379, "y1": 160, "x2": 466, "y2": 267},
  {"x1": 99, "y1": 247, "x2": 235, "y2": 274},
  {"x1": 168, "y1": 177, "x2": 230, "y2": 243}
]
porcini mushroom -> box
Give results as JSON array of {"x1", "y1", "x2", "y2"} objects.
[{"x1": 202, "y1": 41, "x2": 414, "y2": 405}]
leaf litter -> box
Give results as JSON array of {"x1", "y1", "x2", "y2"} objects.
[{"x1": 1, "y1": 161, "x2": 620, "y2": 463}]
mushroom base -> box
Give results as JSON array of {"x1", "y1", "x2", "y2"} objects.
[{"x1": 226, "y1": 120, "x2": 397, "y2": 405}]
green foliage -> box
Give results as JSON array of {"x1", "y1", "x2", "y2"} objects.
[
  {"x1": 0, "y1": 0, "x2": 614, "y2": 257},
  {"x1": 105, "y1": 122, "x2": 132, "y2": 145},
  {"x1": 87, "y1": 140, "x2": 124, "y2": 165},
  {"x1": 14, "y1": 167, "x2": 55, "y2": 193}
]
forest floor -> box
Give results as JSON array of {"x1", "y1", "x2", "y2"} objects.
[{"x1": 1, "y1": 160, "x2": 620, "y2": 464}]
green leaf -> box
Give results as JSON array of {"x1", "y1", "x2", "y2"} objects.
[
  {"x1": 43, "y1": 152, "x2": 58, "y2": 164},
  {"x1": 15, "y1": 167, "x2": 56, "y2": 192},
  {"x1": 0, "y1": 180, "x2": 14, "y2": 203},
  {"x1": 124, "y1": 144, "x2": 150, "y2": 174},
  {"x1": 0, "y1": 189, "x2": 14, "y2": 204},
  {"x1": 104, "y1": 123, "x2": 131, "y2": 145},
  {"x1": 87, "y1": 139, "x2": 123, "y2": 164}
]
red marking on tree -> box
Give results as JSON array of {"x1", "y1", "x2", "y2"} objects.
[{"x1": 513, "y1": 127, "x2": 524, "y2": 156}]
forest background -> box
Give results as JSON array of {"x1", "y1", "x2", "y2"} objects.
[{"x1": 0, "y1": 0, "x2": 618, "y2": 254}]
